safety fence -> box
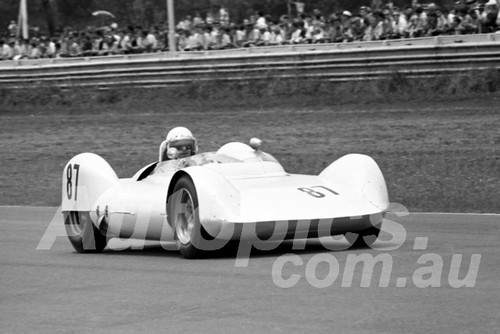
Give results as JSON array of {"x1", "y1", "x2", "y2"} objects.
[{"x1": 1, "y1": 33, "x2": 500, "y2": 89}]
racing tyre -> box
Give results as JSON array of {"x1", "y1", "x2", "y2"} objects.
[
  {"x1": 169, "y1": 176, "x2": 207, "y2": 259},
  {"x1": 64, "y1": 211, "x2": 108, "y2": 253},
  {"x1": 346, "y1": 223, "x2": 382, "y2": 249}
]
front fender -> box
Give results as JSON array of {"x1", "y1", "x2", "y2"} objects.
[{"x1": 168, "y1": 166, "x2": 240, "y2": 238}]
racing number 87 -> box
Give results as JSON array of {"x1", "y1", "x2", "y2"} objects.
[
  {"x1": 298, "y1": 186, "x2": 339, "y2": 198},
  {"x1": 66, "y1": 164, "x2": 80, "y2": 200}
]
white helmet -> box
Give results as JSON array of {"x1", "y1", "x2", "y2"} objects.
[{"x1": 166, "y1": 127, "x2": 198, "y2": 158}]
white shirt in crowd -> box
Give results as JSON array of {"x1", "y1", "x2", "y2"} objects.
[
  {"x1": 143, "y1": 33, "x2": 157, "y2": 49},
  {"x1": 256, "y1": 16, "x2": 267, "y2": 29},
  {"x1": 47, "y1": 41, "x2": 56, "y2": 57},
  {"x1": 261, "y1": 30, "x2": 271, "y2": 44}
]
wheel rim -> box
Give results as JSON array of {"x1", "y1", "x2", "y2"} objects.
[
  {"x1": 66, "y1": 211, "x2": 83, "y2": 237},
  {"x1": 175, "y1": 188, "x2": 195, "y2": 245}
]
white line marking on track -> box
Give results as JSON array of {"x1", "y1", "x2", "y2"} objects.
[{"x1": 412, "y1": 212, "x2": 500, "y2": 216}]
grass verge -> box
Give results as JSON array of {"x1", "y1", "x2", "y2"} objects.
[{"x1": 1, "y1": 69, "x2": 500, "y2": 114}]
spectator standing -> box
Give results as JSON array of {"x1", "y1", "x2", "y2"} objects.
[
  {"x1": 211, "y1": 24, "x2": 221, "y2": 46},
  {"x1": 130, "y1": 28, "x2": 144, "y2": 53},
  {"x1": 482, "y1": 0, "x2": 499, "y2": 32},
  {"x1": 184, "y1": 30, "x2": 203, "y2": 51},
  {"x1": 234, "y1": 24, "x2": 247, "y2": 47},
  {"x1": 58, "y1": 35, "x2": 69, "y2": 57},
  {"x1": 407, "y1": 6, "x2": 427, "y2": 37},
  {"x1": 80, "y1": 33, "x2": 94, "y2": 56},
  {"x1": 362, "y1": 14, "x2": 377, "y2": 41},
  {"x1": 28, "y1": 38, "x2": 42, "y2": 58},
  {"x1": 176, "y1": 16, "x2": 188, "y2": 31},
  {"x1": 46, "y1": 37, "x2": 57, "y2": 57},
  {"x1": 324, "y1": 14, "x2": 342, "y2": 43},
  {"x1": 372, "y1": 11, "x2": 387, "y2": 40},
  {"x1": 1, "y1": 40, "x2": 13, "y2": 60},
  {"x1": 176, "y1": 29, "x2": 187, "y2": 51},
  {"x1": 38, "y1": 37, "x2": 49, "y2": 58},
  {"x1": 7, "y1": 40, "x2": 16, "y2": 59},
  {"x1": 359, "y1": 6, "x2": 372, "y2": 31},
  {"x1": 220, "y1": 27, "x2": 233, "y2": 48},
  {"x1": 8, "y1": 21, "x2": 18, "y2": 37},
  {"x1": 120, "y1": 27, "x2": 134, "y2": 53},
  {"x1": 220, "y1": 7, "x2": 230, "y2": 27},
  {"x1": 203, "y1": 25, "x2": 217, "y2": 50},
  {"x1": 270, "y1": 26, "x2": 284, "y2": 45},
  {"x1": 193, "y1": 12, "x2": 203, "y2": 27},
  {"x1": 142, "y1": 30, "x2": 158, "y2": 52},
  {"x1": 93, "y1": 30, "x2": 104, "y2": 53},
  {"x1": 312, "y1": 9, "x2": 325, "y2": 26},
  {"x1": 463, "y1": 8, "x2": 482, "y2": 33},
  {"x1": 278, "y1": 15, "x2": 292, "y2": 39},
  {"x1": 434, "y1": 8, "x2": 450, "y2": 35},
  {"x1": 290, "y1": 20, "x2": 305, "y2": 44},
  {"x1": 18, "y1": 39, "x2": 29, "y2": 58},
  {"x1": 68, "y1": 36, "x2": 82, "y2": 57},
  {"x1": 210, "y1": 26, "x2": 224, "y2": 50},
  {"x1": 183, "y1": 16, "x2": 193, "y2": 32},
  {"x1": 312, "y1": 24, "x2": 326, "y2": 43},
  {"x1": 349, "y1": 17, "x2": 365, "y2": 41},
  {"x1": 450, "y1": 16, "x2": 465, "y2": 34},
  {"x1": 381, "y1": 8, "x2": 395, "y2": 39},
  {"x1": 403, "y1": 5, "x2": 414, "y2": 24},
  {"x1": 11, "y1": 39, "x2": 24, "y2": 59},
  {"x1": 340, "y1": 11, "x2": 355, "y2": 41},
  {"x1": 256, "y1": 12, "x2": 267, "y2": 29},
  {"x1": 392, "y1": 10, "x2": 408, "y2": 38},
  {"x1": 206, "y1": 12, "x2": 214, "y2": 25},
  {"x1": 446, "y1": 6, "x2": 456, "y2": 26},
  {"x1": 259, "y1": 27, "x2": 271, "y2": 46},
  {"x1": 426, "y1": 9, "x2": 440, "y2": 36},
  {"x1": 245, "y1": 24, "x2": 261, "y2": 46},
  {"x1": 98, "y1": 34, "x2": 114, "y2": 55}
]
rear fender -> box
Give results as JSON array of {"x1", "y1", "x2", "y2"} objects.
[{"x1": 319, "y1": 154, "x2": 389, "y2": 211}]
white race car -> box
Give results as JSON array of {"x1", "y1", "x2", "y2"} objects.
[{"x1": 62, "y1": 139, "x2": 389, "y2": 258}]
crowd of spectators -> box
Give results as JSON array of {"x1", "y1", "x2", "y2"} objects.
[{"x1": 1, "y1": 0, "x2": 500, "y2": 61}]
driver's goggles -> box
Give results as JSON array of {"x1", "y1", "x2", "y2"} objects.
[{"x1": 174, "y1": 144, "x2": 193, "y2": 152}]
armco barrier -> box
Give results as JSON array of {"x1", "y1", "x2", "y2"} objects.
[{"x1": 1, "y1": 33, "x2": 500, "y2": 89}]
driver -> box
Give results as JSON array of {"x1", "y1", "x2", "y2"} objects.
[{"x1": 159, "y1": 127, "x2": 198, "y2": 161}]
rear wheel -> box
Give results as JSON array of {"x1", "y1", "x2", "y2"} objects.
[
  {"x1": 64, "y1": 211, "x2": 108, "y2": 253},
  {"x1": 169, "y1": 176, "x2": 205, "y2": 259}
]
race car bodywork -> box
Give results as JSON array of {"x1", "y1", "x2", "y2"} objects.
[{"x1": 61, "y1": 140, "x2": 389, "y2": 258}]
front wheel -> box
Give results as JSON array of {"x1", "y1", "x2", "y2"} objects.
[
  {"x1": 168, "y1": 176, "x2": 205, "y2": 259},
  {"x1": 64, "y1": 211, "x2": 108, "y2": 253}
]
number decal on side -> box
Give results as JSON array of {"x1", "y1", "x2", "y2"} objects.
[
  {"x1": 298, "y1": 186, "x2": 339, "y2": 198},
  {"x1": 66, "y1": 164, "x2": 80, "y2": 200},
  {"x1": 66, "y1": 165, "x2": 72, "y2": 199},
  {"x1": 313, "y1": 185, "x2": 339, "y2": 195},
  {"x1": 298, "y1": 187, "x2": 325, "y2": 198}
]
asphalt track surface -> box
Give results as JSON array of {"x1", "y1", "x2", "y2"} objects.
[{"x1": 1, "y1": 207, "x2": 499, "y2": 333}]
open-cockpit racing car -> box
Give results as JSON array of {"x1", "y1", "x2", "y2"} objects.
[{"x1": 62, "y1": 136, "x2": 389, "y2": 258}]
